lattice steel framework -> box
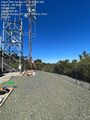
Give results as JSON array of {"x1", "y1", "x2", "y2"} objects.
[
  {"x1": 1, "y1": 0, "x2": 37, "y2": 72},
  {"x1": 1, "y1": 0, "x2": 23, "y2": 72},
  {"x1": 25, "y1": 0, "x2": 36, "y2": 70}
]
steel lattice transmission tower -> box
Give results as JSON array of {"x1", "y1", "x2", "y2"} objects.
[
  {"x1": 1, "y1": 0, "x2": 38, "y2": 72},
  {"x1": 1, "y1": 0, "x2": 23, "y2": 72},
  {"x1": 25, "y1": 0, "x2": 36, "y2": 70}
]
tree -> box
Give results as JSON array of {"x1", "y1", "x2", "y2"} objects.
[{"x1": 34, "y1": 59, "x2": 43, "y2": 70}]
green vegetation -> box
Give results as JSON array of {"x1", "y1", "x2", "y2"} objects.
[
  {"x1": 0, "y1": 51, "x2": 90, "y2": 83},
  {"x1": 34, "y1": 51, "x2": 90, "y2": 83}
]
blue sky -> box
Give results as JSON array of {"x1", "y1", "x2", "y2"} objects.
[
  {"x1": 32, "y1": 0, "x2": 90, "y2": 63},
  {"x1": 0, "y1": 0, "x2": 90, "y2": 63}
]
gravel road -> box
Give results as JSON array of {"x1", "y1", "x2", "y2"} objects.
[{"x1": 0, "y1": 71, "x2": 90, "y2": 120}]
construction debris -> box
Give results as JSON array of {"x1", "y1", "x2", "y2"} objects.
[
  {"x1": 0, "y1": 72, "x2": 22, "y2": 84},
  {"x1": 0, "y1": 87, "x2": 14, "y2": 107},
  {"x1": 22, "y1": 70, "x2": 36, "y2": 76}
]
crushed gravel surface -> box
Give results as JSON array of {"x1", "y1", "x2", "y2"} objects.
[{"x1": 0, "y1": 71, "x2": 90, "y2": 120}]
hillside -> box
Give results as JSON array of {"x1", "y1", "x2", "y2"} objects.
[{"x1": 0, "y1": 71, "x2": 90, "y2": 120}]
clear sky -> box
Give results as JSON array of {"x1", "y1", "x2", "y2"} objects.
[
  {"x1": 32, "y1": 0, "x2": 90, "y2": 63},
  {"x1": 0, "y1": 0, "x2": 90, "y2": 63}
]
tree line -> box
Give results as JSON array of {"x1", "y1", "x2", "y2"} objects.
[
  {"x1": 34, "y1": 51, "x2": 90, "y2": 83},
  {"x1": 0, "y1": 50, "x2": 90, "y2": 83}
]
